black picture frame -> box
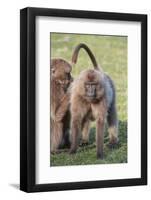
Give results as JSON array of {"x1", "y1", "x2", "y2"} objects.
[{"x1": 20, "y1": 7, "x2": 147, "y2": 192}]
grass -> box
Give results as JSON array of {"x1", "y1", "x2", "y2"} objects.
[{"x1": 50, "y1": 33, "x2": 127, "y2": 166}]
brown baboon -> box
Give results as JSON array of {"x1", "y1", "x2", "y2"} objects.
[
  {"x1": 50, "y1": 58, "x2": 73, "y2": 153},
  {"x1": 69, "y1": 43, "x2": 118, "y2": 159}
]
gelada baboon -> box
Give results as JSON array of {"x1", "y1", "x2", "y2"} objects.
[
  {"x1": 69, "y1": 43, "x2": 118, "y2": 159},
  {"x1": 50, "y1": 58, "x2": 73, "y2": 153}
]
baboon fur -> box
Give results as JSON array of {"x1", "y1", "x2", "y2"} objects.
[
  {"x1": 69, "y1": 43, "x2": 119, "y2": 159},
  {"x1": 50, "y1": 58, "x2": 73, "y2": 153}
]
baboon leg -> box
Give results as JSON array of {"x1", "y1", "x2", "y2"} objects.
[
  {"x1": 81, "y1": 120, "x2": 90, "y2": 145},
  {"x1": 96, "y1": 117, "x2": 105, "y2": 159},
  {"x1": 62, "y1": 110, "x2": 71, "y2": 148},
  {"x1": 107, "y1": 104, "x2": 119, "y2": 146},
  {"x1": 50, "y1": 121, "x2": 64, "y2": 153},
  {"x1": 63, "y1": 128, "x2": 70, "y2": 148},
  {"x1": 63, "y1": 119, "x2": 70, "y2": 148},
  {"x1": 69, "y1": 118, "x2": 82, "y2": 154}
]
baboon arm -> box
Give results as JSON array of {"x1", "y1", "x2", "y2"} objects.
[
  {"x1": 81, "y1": 120, "x2": 90, "y2": 143},
  {"x1": 70, "y1": 96, "x2": 91, "y2": 153},
  {"x1": 91, "y1": 99, "x2": 107, "y2": 159},
  {"x1": 55, "y1": 93, "x2": 70, "y2": 122},
  {"x1": 70, "y1": 119, "x2": 81, "y2": 154}
]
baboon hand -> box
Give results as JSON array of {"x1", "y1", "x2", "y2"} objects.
[
  {"x1": 69, "y1": 148, "x2": 77, "y2": 154},
  {"x1": 97, "y1": 152, "x2": 104, "y2": 159}
]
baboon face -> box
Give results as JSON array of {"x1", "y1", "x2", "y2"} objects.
[
  {"x1": 85, "y1": 82, "x2": 97, "y2": 99},
  {"x1": 51, "y1": 58, "x2": 73, "y2": 91},
  {"x1": 51, "y1": 59, "x2": 71, "y2": 78},
  {"x1": 81, "y1": 69, "x2": 105, "y2": 103},
  {"x1": 84, "y1": 81, "x2": 104, "y2": 103}
]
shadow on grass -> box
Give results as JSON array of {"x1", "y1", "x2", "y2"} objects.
[{"x1": 50, "y1": 120, "x2": 127, "y2": 166}]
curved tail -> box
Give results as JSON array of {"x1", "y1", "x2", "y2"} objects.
[{"x1": 72, "y1": 43, "x2": 99, "y2": 70}]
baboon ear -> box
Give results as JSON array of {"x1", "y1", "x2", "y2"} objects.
[{"x1": 65, "y1": 65, "x2": 71, "y2": 73}]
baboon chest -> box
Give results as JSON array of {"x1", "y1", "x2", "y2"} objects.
[
  {"x1": 83, "y1": 106, "x2": 95, "y2": 121},
  {"x1": 85, "y1": 103, "x2": 104, "y2": 121}
]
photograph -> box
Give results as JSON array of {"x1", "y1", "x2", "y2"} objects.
[
  {"x1": 50, "y1": 33, "x2": 128, "y2": 166},
  {"x1": 0, "y1": 1, "x2": 149, "y2": 199},
  {"x1": 20, "y1": 7, "x2": 147, "y2": 192}
]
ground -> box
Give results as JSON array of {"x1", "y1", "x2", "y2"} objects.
[{"x1": 51, "y1": 33, "x2": 127, "y2": 166}]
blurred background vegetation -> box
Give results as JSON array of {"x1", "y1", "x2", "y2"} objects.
[{"x1": 50, "y1": 33, "x2": 127, "y2": 166}]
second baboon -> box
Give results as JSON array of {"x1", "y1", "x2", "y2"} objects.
[
  {"x1": 50, "y1": 58, "x2": 73, "y2": 153},
  {"x1": 69, "y1": 43, "x2": 118, "y2": 159}
]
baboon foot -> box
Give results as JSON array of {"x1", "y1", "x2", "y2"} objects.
[
  {"x1": 51, "y1": 149, "x2": 69, "y2": 154},
  {"x1": 65, "y1": 140, "x2": 71, "y2": 148},
  {"x1": 50, "y1": 150, "x2": 58, "y2": 155},
  {"x1": 79, "y1": 140, "x2": 89, "y2": 147},
  {"x1": 108, "y1": 138, "x2": 119, "y2": 149},
  {"x1": 69, "y1": 148, "x2": 77, "y2": 154},
  {"x1": 97, "y1": 152, "x2": 104, "y2": 160},
  {"x1": 62, "y1": 141, "x2": 71, "y2": 149}
]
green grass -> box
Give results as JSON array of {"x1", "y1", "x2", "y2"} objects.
[{"x1": 51, "y1": 33, "x2": 127, "y2": 166}]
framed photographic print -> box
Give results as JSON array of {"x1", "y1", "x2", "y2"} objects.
[{"x1": 20, "y1": 7, "x2": 147, "y2": 192}]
